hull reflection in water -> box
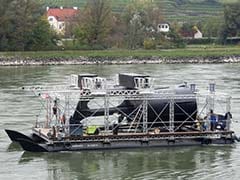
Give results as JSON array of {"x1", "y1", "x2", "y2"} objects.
[{"x1": 19, "y1": 146, "x2": 233, "y2": 179}]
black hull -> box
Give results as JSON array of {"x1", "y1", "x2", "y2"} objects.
[
  {"x1": 17, "y1": 139, "x2": 48, "y2": 152},
  {"x1": 5, "y1": 129, "x2": 48, "y2": 152},
  {"x1": 5, "y1": 129, "x2": 236, "y2": 152},
  {"x1": 5, "y1": 129, "x2": 34, "y2": 142},
  {"x1": 16, "y1": 136, "x2": 235, "y2": 152}
]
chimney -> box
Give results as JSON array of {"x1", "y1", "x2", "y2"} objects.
[
  {"x1": 60, "y1": 6, "x2": 63, "y2": 10},
  {"x1": 73, "y1": 7, "x2": 78, "y2": 10},
  {"x1": 46, "y1": 6, "x2": 49, "y2": 11}
]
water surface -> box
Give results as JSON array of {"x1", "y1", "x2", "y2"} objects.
[{"x1": 1, "y1": 64, "x2": 240, "y2": 180}]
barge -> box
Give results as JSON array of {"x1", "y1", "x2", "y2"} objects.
[{"x1": 5, "y1": 73, "x2": 237, "y2": 152}]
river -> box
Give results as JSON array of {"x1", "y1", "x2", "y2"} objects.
[{"x1": 1, "y1": 64, "x2": 240, "y2": 180}]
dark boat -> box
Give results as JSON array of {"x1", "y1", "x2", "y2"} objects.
[{"x1": 5, "y1": 73, "x2": 237, "y2": 152}]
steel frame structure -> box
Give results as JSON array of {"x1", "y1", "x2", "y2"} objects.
[{"x1": 24, "y1": 83, "x2": 232, "y2": 138}]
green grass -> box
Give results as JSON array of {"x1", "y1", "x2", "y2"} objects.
[{"x1": 1, "y1": 45, "x2": 240, "y2": 59}]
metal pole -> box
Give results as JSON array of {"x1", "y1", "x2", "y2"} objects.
[
  {"x1": 46, "y1": 97, "x2": 51, "y2": 128},
  {"x1": 104, "y1": 94, "x2": 110, "y2": 134},
  {"x1": 205, "y1": 83, "x2": 215, "y2": 131},
  {"x1": 46, "y1": 98, "x2": 49, "y2": 128},
  {"x1": 65, "y1": 93, "x2": 70, "y2": 136},
  {"x1": 169, "y1": 99, "x2": 174, "y2": 132},
  {"x1": 35, "y1": 115, "x2": 39, "y2": 128},
  {"x1": 205, "y1": 96, "x2": 211, "y2": 131},
  {"x1": 209, "y1": 95, "x2": 215, "y2": 112},
  {"x1": 226, "y1": 97, "x2": 231, "y2": 131},
  {"x1": 142, "y1": 99, "x2": 148, "y2": 133},
  {"x1": 209, "y1": 83, "x2": 215, "y2": 111}
]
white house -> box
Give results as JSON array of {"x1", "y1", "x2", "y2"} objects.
[
  {"x1": 157, "y1": 23, "x2": 170, "y2": 33},
  {"x1": 47, "y1": 7, "x2": 79, "y2": 35},
  {"x1": 194, "y1": 30, "x2": 203, "y2": 39}
]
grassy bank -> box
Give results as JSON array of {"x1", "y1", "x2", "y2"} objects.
[{"x1": 0, "y1": 45, "x2": 240, "y2": 59}]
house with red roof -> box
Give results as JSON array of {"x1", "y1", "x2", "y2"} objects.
[{"x1": 47, "y1": 7, "x2": 79, "y2": 35}]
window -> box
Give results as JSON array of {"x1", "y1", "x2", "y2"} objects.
[{"x1": 58, "y1": 23, "x2": 65, "y2": 30}]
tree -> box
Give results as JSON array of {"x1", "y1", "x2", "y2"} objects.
[
  {"x1": 219, "y1": 1, "x2": 240, "y2": 44},
  {"x1": 0, "y1": 0, "x2": 14, "y2": 50},
  {"x1": 122, "y1": 0, "x2": 164, "y2": 49},
  {"x1": 167, "y1": 28, "x2": 186, "y2": 48},
  {"x1": 5, "y1": 0, "x2": 43, "y2": 50},
  {"x1": 142, "y1": 1, "x2": 164, "y2": 29},
  {"x1": 74, "y1": 0, "x2": 113, "y2": 49},
  {"x1": 180, "y1": 22, "x2": 194, "y2": 38},
  {"x1": 105, "y1": 14, "x2": 126, "y2": 48},
  {"x1": 0, "y1": 0, "x2": 57, "y2": 51},
  {"x1": 127, "y1": 12, "x2": 145, "y2": 49},
  {"x1": 202, "y1": 17, "x2": 223, "y2": 38},
  {"x1": 26, "y1": 16, "x2": 58, "y2": 50}
]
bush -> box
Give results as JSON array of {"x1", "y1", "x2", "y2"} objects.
[
  {"x1": 186, "y1": 38, "x2": 215, "y2": 45},
  {"x1": 143, "y1": 38, "x2": 156, "y2": 49},
  {"x1": 62, "y1": 40, "x2": 108, "y2": 50},
  {"x1": 166, "y1": 29, "x2": 186, "y2": 48}
]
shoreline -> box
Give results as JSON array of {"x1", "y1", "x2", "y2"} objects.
[{"x1": 1, "y1": 55, "x2": 240, "y2": 66}]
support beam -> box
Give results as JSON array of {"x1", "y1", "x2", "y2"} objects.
[
  {"x1": 142, "y1": 99, "x2": 148, "y2": 133},
  {"x1": 169, "y1": 99, "x2": 174, "y2": 132},
  {"x1": 104, "y1": 94, "x2": 110, "y2": 134},
  {"x1": 226, "y1": 97, "x2": 231, "y2": 131}
]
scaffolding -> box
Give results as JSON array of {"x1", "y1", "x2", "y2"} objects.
[{"x1": 22, "y1": 74, "x2": 233, "y2": 140}]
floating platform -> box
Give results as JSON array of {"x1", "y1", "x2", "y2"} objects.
[
  {"x1": 5, "y1": 73, "x2": 238, "y2": 152},
  {"x1": 5, "y1": 129, "x2": 236, "y2": 152}
]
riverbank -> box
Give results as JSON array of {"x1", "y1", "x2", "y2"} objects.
[
  {"x1": 1, "y1": 55, "x2": 240, "y2": 66},
  {"x1": 1, "y1": 46, "x2": 240, "y2": 66}
]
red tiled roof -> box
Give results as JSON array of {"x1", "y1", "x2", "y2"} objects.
[{"x1": 47, "y1": 8, "x2": 79, "y2": 21}]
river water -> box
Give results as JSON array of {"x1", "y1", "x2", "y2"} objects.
[{"x1": 1, "y1": 64, "x2": 240, "y2": 180}]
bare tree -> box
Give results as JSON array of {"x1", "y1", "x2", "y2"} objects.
[
  {"x1": 122, "y1": 0, "x2": 164, "y2": 49},
  {"x1": 75, "y1": 0, "x2": 112, "y2": 48}
]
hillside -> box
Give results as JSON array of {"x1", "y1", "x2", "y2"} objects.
[{"x1": 39, "y1": 0, "x2": 237, "y2": 22}]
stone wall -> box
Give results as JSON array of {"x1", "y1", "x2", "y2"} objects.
[{"x1": 0, "y1": 56, "x2": 240, "y2": 66}]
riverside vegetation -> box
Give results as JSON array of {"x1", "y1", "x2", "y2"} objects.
[
  {"x1": 0, "y1": 0, "x2": 240, "y2": 65},
  {"x1": 1, "y1": 45, "x2": 240, "y2": 66}
]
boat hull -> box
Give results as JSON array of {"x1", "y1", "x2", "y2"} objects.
[
  {"x1": 5, "y1": 129, "x2": 34, "y2": 142},
  {"x1": 17, "y1": 138, "x2": 48, "y2": 152},
  {"x1": 5, "y1": 129, "x2": 236, "y2": 152}
]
